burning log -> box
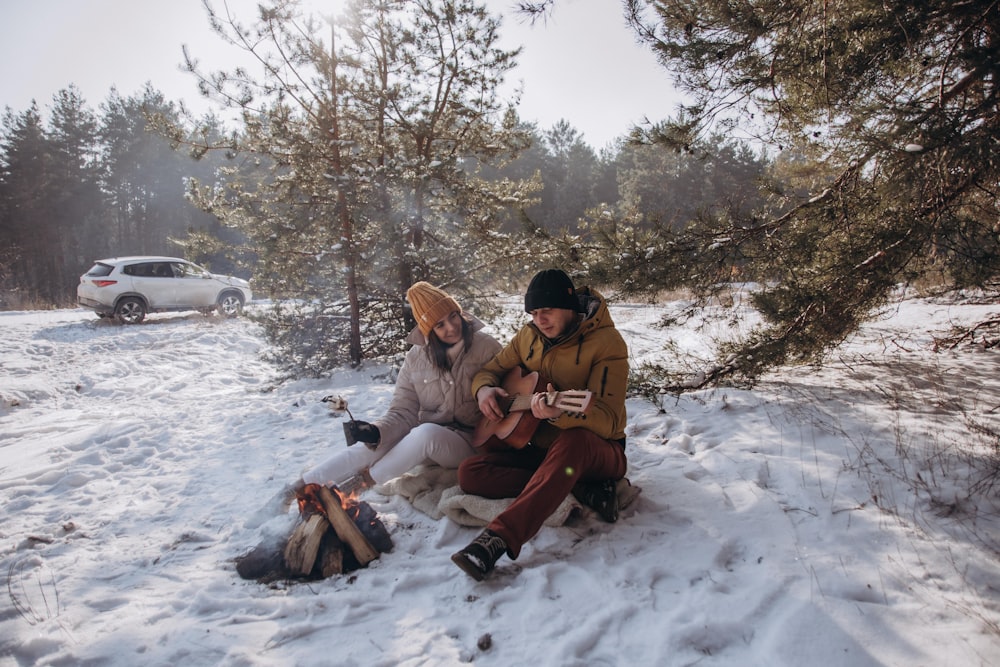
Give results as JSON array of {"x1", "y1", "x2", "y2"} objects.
[
  {"x1": 316, "y1": 486, "x2": 379, "y2": 566},
  {"x1": 283, "y1": 513, "x2": 329, "y2": 576},
  {"x1": 317, "y1": 530, "x2": 345, "y2": 577},
  {"x1": 236, "y1": 482, "x2": 391, "y2": 583}
]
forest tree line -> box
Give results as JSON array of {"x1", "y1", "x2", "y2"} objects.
[
  {"x1": 0, "y1": 85, "x2": 767, "y2": 311},
  {"x1": 0, "y1": 84, "x2": 240, "y2": 308}
]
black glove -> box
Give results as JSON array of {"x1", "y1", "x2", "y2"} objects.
[{"x1": 344, "y1": 420, "x2": 380, "y2": 449}]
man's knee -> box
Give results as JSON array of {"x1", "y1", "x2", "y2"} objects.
[
  {"x1": 457, "y1": 455, "x2": 486, "y2": 492},
  {"x1": 547, "y1": 428, "x2": 593, "y2": 458},
  {"x1": 547, "y1": 428, "x2": 625, "y2": 477}
]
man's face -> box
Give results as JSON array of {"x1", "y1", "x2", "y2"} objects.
[{"x1": 530, "y1": 307, "x2": 576, "y2": 339}]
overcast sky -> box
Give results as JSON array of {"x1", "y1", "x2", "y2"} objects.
[{"x1": 0, "y1": 0, "x2": 685, "y2": 149}]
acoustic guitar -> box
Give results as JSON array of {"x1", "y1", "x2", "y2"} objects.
[{"x1": 471, "y1": 367, "x2": 593, "y2": 449}]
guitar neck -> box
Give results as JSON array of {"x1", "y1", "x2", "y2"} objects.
[{"x1": 501, "y1": 390, "x2": 590, "y2": 415}]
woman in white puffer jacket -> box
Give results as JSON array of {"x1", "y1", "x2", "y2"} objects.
[{"x1": 297, "y1": 281, "x2": 502, "y2": 495}]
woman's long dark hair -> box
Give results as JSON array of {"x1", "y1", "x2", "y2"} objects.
[{"x1": 425, "y1": 313, "x2": 474, "y2": 371}]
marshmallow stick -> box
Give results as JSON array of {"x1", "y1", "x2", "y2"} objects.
[{"x1": 322, "y1": 394, "x2": 355, "y2": 421}]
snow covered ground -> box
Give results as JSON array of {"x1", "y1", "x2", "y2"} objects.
[{"x1": 2, "y1": 293, "x2": 999, "y2": 666}]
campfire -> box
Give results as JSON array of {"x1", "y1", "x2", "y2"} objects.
[{"x1": 236, "y1": 484, "x2": 392, "y2": 583}]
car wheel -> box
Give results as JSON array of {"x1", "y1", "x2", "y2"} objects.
[
  {"x1": 115, "y1": 297, "x2": 146, "y2": 324},
  {"x1": 217, "y1": 292, "x2": 244, "y2": 318}
]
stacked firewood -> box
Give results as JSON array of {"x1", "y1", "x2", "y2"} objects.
[{"x1": 236, "y1": 484, "x2": 392, "y2": 582}]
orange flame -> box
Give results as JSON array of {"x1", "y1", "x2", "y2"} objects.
[{"x1": 296, "y1": 483, "x2": 361, "y2": 520}]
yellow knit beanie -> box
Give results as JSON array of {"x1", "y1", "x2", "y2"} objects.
[{"x1": 406, "y1": 282, "x2": 461, "y2": 337}]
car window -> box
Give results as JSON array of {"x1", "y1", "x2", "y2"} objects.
[
  {"x1": 123, "y1": 263, "x2": 174, "y2": 278},
  {"x1": 86, "y1": 262, "x2": 114, "y2": 277},
  {"x1": 174, "y1": 262, "x2": 208, "y2": 278}
]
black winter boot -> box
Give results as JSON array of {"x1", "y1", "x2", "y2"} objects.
[
  {"x1": 452, "y1": 529, "x2": 507, "y2": 581},
  {"x1": 572, "y1": 478, "x2": 619, "y2": 523}
]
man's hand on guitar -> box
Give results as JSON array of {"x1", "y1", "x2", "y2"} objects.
[
  {"x1": 476, "y1": 385, "x2": 509, "y2": 422},
  {"x1": 471, "y1": 370, "x2": 594, "y2": 448},
  {"x1": 530, "y1": 383, "x2": 563, "y2": 421}
]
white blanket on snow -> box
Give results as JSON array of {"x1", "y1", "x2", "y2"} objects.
[{"x1": 375, "y1": 464, "x2": 581, "y2": 527}]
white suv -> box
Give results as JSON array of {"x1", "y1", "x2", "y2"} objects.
[{"x1": 78, "y1": 256, "x2": 252, "y2": 324}]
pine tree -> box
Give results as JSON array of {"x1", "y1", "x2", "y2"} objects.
[
  {"x1": 573, "y1": 129, "x2": 768, "y2": 300},
  {"x1": 99, "y1": 85, "x2": 207, "y2": 258},
  {"x1": 0, "y1": 103, "x2": 52, "y2": 305},
  {"x1": 182, "y1": 0, "x2": 537, "y2": 373},
  {"x1": 536, "y1": 120, "x2": 601, "y2": 232},
  {"x1": 46, "y1": 87, "x2": 105, "y2": 296},
  {"x1": 606, "y1": 0, "x2": 1000, "y2": 386},
  {"x1": 0, "y1": 89, "x2": 106, "y2": 305}
]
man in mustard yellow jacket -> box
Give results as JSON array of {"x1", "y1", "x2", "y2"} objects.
[{"x1": 452, "y1": 269, "x2": 629, "y2": 581}]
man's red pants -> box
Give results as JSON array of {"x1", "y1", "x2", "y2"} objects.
[{"x1": 457, "y1": 427, "x2": 627, "y2": 558}]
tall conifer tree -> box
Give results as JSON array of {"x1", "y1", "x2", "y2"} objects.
[
  {"x1": 184, "y1": 0, "x2": 536, "y2": 372},
  {"x1": 620, "y1": 0, "x2": 1000, "y2": 383}
]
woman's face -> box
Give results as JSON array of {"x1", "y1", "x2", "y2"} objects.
[{"x1": 432, "y1": 310, "x2": 463, "y2": 345}]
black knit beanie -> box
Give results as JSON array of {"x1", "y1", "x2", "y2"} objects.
[{"x1": 524, "y1": 269, "x2": 578, "y2": 312}]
